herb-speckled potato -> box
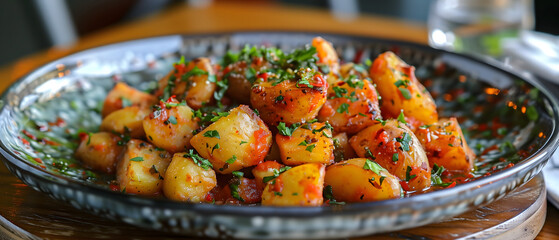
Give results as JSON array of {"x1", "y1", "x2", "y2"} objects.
[
  {"x1": 102, "y1": 82, "x2": 156, "y2": 118},
  {"x1": 162, "y1": 153, "x2": 217, "y2": 202},
  {"x1": 261, "y1": 163, "x2": 325, "y2": 206},
  {"x1": 100, "y1": 106, "x2": 150, "y2": 139},
  {"x1": 250, "y1": 69, "x2": 328, "y2": 126},
  {"x1": 155, "y1": 57, "x2": 216, "y2": 109},
  {"x1": 116, "y1": 139, "x2": 172, "y2": 196},
  {"x1": 215, "y1": 176, "x2": 262, "y2": 204},
  {"x1": 75, "y1": 132, "x2": 124, "y2": 174},
  {"x1": 252, "y1": 161, "x2": 284, "y2": 190},
  {"x1": 312, "y1": 37, "x2": 340, "y2": 76},
  {"x1": 369, "y1": 51, "x2": 438, "y2": 130},
  {"x1": 318, "y1": 79, "x2": 381, "y2": 134},
  {"x1": 415, "y1": 118, "x2": 475, "y2": 172},
  {"x1": 276, "y1": 122, "x2": 334, "y2": 166},
  {"x1": 142, "y1": 99, "x2": 198, "y2": 153},
  {"x1": 190, "y1": 105, "x2": 272, "y2": 174},
  {"x1": 349, "y1": 119, "x2": 431, "y2": 191},
  {"x1": 324, "y1": 158, "x2": 401, "y2": 202}
]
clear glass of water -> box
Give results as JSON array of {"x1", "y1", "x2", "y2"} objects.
[{"x1": 428, "y1": 0, "x2": 534, "y2": 57}]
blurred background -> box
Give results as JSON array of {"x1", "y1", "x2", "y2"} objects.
[{"x1": 0, "y1": 0, "x2": 557, "y2": 67}]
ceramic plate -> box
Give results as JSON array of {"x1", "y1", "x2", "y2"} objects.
[{"x1": 0, "y1": 32, "x2": 558, "y2": 239}]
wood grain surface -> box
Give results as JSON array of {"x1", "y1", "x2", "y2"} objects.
[{"x1": 0, "y1": 1, "x2": 557, "y2": 239}]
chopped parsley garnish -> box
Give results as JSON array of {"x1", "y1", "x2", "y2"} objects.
[
  {"x1": 337, "y1": 103, "x2": 350, "y2": 114},
  {"x1": 239, "y1": 141, "x2": 248, "y2": 145},
  {"x1": 363, "y1": 159, "x2": 384, "y2": 175},
  {"x1": 323, "y1": 185, "x2": 345, "y2": 205},
  {"x1": 344, "y1": 75, "x2": 364, "y2": 89},
  {"x1": 184, "y1": 149, "x2": 213, "y2": 170},
  {"x1": 392, "y1": 153, "x2": 399, "y2": 162},
  {"x1": 399, "y1": 88, "x2": 412, "y2": 100},
  {"x1": 332, "y1": 86, "x2": 348, "y2": 98},
  {"x1": 211, "y1": 143, "x2": 220, "y2": 153},
  {"x1": 275, "y1": 95, "x2": 284, "y2": 102},
  {"x1": 379, "y1": 176, "x2": 386, "y2": 186},
  {"x1": 298, "y1": 140, "x2": 308, "y2": 146},
  {"x1": 130, "y1": 157, "x2": 144, "y2": 162},
  {"x1": 431, "y1": 163, "x2": 453, "y2": 187},
  {"x1": 277, "y1": 122, "x2": 300, "y2": 136},
  {"x1": 396, "y1": 132, "x2": 412, "y2": 152},
  {"x1": 181, "y1": 66, "x2": 209, "y2": 81},
  {"x1": 121, "y1": 97, "x2": 132, "y2": 108},
  {"x1": 305, "y1": 144, "x2": 316, "y2": 152},
  {"x1": 226, "y1": 155, "x2": 237, "y2": 164},
  {"x1": 245, "y1": 67, "x2": 257, "y2": 83},
  {"x1": 364, "y1": 147, "x2": 375, "y2": 159},
  {"x1": 203, "y1": 130, "x2": 220, "y2": 139},
  {"x1": 375, "y1": 118, "x2": 387, "y2": 126},
  {"x1": 232, "y1": 171, "x2": 244, "y2": 178},
  {"x1": 210, "y1": 112, "x2": 229, "y2": 122},
  {"x1": 165, "y1": 101, "x2": 187, "y2": 108},
  {"x1": 166, "y1": 115, "x2": 178, "y2": 125},
  {"x1": 419, "y1": 124, "x2": 432, "y2": 129},
  {"x1": 262, "y1": 166, "x2": 292, "y2": 183},
  {"x1": 397, "y1": 111, "x2": 407, "y2": 124},
  {"x1": 229, "y1": 179, "x2": 244, "y2": 202},
  {"x1": 405, "y1": 166, "x2": 417, "y2": 181}
]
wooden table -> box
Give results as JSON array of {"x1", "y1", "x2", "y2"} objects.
[{"x1": 0, "y1": 1, "x2": 557, "y2": 239}]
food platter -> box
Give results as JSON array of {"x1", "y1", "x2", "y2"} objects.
[{"x1": 0, "y1": 32, "x2": 557, "y2": 239}]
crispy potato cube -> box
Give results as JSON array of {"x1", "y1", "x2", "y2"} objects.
[
  {"x1": 162, "y1": 153, "x2": 217, "y2": 202},
  {"x1": 215, "y1": 177, "x2": 262, "y2": 204},
  {"x1": 250, "y1": 70, "x2": 328, "y2": 126},
  {"x1": 116, "y1": 139, "x2": 172, "y2": 196},
  {"x1": 325, "y1": 158, "x2": 401, "y2": 202},
  {"x1": 332, "y1": 132, "x2": 357, "y2": 162},
  {"x1": 252, "y1": 161, "x2": 284, "y2": 190},
  {"x1": 100, "y1": 106, "x2": 150, "y2": 139},
  {"x1": 415, "y1": 118, "x2": 475, "y2": 172},
  {"x1": 190, "y1": 105, "x2": 272, "y2": 174},
  {"x1": 317, "y1": 79, "x2": 381, "y2": 134},
  {"x1": 369, "y1": 51, "x2": 438, "y2": 130},
  {"x1": 155, "y1": 58, "x2": 216, "y2": 109},
  {"x1": 75, "y1": 132, "x2": 124, "y2": 174},
  {"x1": 276, "y1": 122, "x2": 334, "y2": 166},
  {"x1": 261, "y1": 163, "x2": 325, "y2": 206},
  {"x1": 143, "y1": 99, "x2": 198, "y2": 153},
  {"x1": 102, "y1": 82, "x2": 156, "y2": 118},
  {"x1": 223, "y1": 51, "x2": 277, "y2": 104},
  {"x1": 349, "y1": 119, "x2": 431, "y2": 191}
]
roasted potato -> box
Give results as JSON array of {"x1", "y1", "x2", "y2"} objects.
[
  {"x1": 116, "y1": 139, "x2": 172, "y2": 196},
  {"x1": 101, "y1": 82, "x2": 156, "y2": 118},
  {"x1": 261, "y1": 163, "x2": 325, "y2": 206},
  {"x1": 100, "y1": 106, "x2": 150, "y2": 139},
  {"x1": 252, "y1": 161, "x2": 284, "y2": 190},
  {"x1": 250, "y1": 69, "x2": 328, "y2": 126},
  {"x1": 155, "y1": 57, "x2": 216, "y2": 109},
  {"x1": 75, "y1": 132, "x2": 124, "y2": 174},
  {"x1": 162, "y1": 152, "x2": 217, "y2": 202},
  {"x1": 415, "y1": 118, "x2": 475, "y2": 172},
  {"x1": 190, "y1": 105, "x2": 272, "y2": 174},
  {"x1": 332, "y1": 132, "x2": 357, "y2": 162},
  {"x1": 142, "y1": 99, "x2": 198, "y2": 153},
  {"x1": 324, "y1": 158, "x2": 401, "y2": 202},
  {"x1": 312, "y1": 37, "x2": 340, "y2": 77},
  {"x1": 276, "y1": 122, "x2": 334, "y2": 166},
  {"x1": 215, "y1": 176, "x2": 262, "y2": 204},
  {"x1": 349, "y1": 119, "x2": 431, "y2": 191},
  {"x1": 317, "y1": 79, "x2": 381, "y2": 134},
  {"x1": 223, "y1": 48, "x2": 278, "y2": 104},
  {"x1": 369, "y1": 51, "x2": 438, "y2": 130}
]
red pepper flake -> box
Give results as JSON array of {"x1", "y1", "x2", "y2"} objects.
[
  {"x1": 34, "y1": 158, "x2": 43, "y2": 164},
  {"x1": 40, "y1": 165, "x2": 46, "y2": 169},
  {"x1": 205, "y1": 192, "x2": 214, "y2": 203},
  {"x1": 445, "y1": 182, "x2": 457, "y2": 188},
  {"x1": 110, "y1": 183, "x2": 120, "y2": 192},
  {"x1": 18, "y1": 137, "x2": 30, "y2": 146},
  {"x1": 399, "y1": 180, "x2": 411, "y2": 191},
  {"x1": 42, "y1": 139, "x2": 59, "y2": 146}
]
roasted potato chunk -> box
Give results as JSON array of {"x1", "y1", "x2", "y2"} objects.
[
  {"x1": 312, "y1": 37, "x2": 340, "y2": 76},
  {"x1": 190, "y1": 105, "x2": 272, "y2": 174},
  {"x1": 75, "y1": 132, "x2": 124, "y2": 174},
  {"x1": 252, "y1": 161, "x2": 284, "y2": 190},
  {"x1": 250, "y1": 69, "x2": 328, "y2": 126},
  {"x1": 100, "y1": 106, "x2": 150, "y2": 139},
  {"x1": 415, "y1": 118, "x2": 475, "y2": 172},
  {"x1": 370, "y1": 51, "x2": 438, "y2": 130},
  {"x1": 116, "y1": 139, "x2": 172, "y2": 196},
  {"x1": 276, "y1": 122, "x2": 334, "y2": 166},
  {"x1": 101, "y1": 82, "x2": 156, "y2": 118},
  {"x1": 163, "y1": 153, "x2": 217, "y2": 202},
  {"x1": 318, "y1": 79, "x2": 381, "y2": 134},
  {"x1": 261, "y1": 163, "x2": 325, "y2": 206},
  {"x1": 325, "y1": 158, "x2": 401, "y2": 202},
  {"x1": 155, "y1": 57, "x2": 216, "y2": 109},
  {"x1": 142, "y1": 99, "x2": 198, "y2": 153},
  {"x1": 332, "y1": 132, "x2": 357, "y2": 162},
  {"x1": 215, "y1": 175, "x2": 262, "y2": 204},
  {"x1": 349, "y1": 119, "x2": 431, "y2": 191}
]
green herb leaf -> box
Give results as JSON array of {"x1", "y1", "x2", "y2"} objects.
[
  {"x1": 363, "y1": 159, "x2": 384, "y2": 175},
  {"x1": 405, "y1": 166, "x2": 417, "y2": 181},
  {"x1": 399, "y1": 88, "x2": 412, "y2": 100},
  {"x1": 226, "y1": 155, "x2": 237, "y2": 164},
  {"x1": 397, "y1": 111, "x2": 407, "y2": 124},
  {"x1": 203, "y1": 130, "x2": 220, "y2": 139},
  {"x1": 392, "y1": 153, "x2": 399, "y2": 162},
  {"x1": 305, "y1": 144, "x2": 316, "y2": 152},
  {"x1": 184, "y1": 149, "x2": 213, "y2": 170},
  {"x1": 337, "y1": 103, "x2": 350, "y2": 114},
  {"x1": 323, "y1": 185, "x2": 345, "y2": 205},
  {"x1": 130, "y1": 157, "x2": 144, "y2": 162},
  {"x1": 167, "y1": 115, "x2": 178, "y2": 125},
  {"x1": 396, "y1": 132, "x2": 412, "y2": 152}
]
